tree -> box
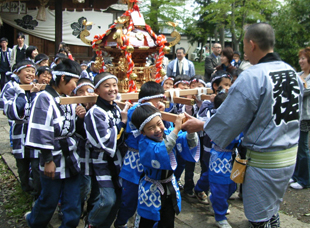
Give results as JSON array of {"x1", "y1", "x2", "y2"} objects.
[
  {"x1": 271, "y1": 0, "x2": 310, "y2": 69},
  {"x1": 140, "y1": 0, "x2": 189, "y2": 34},
  {"x1": 183, "y1": 0, "x2": 216, "y2": 62},
  {"x1": 202, "y1": 0, "x2": 279, "y2": 50}
]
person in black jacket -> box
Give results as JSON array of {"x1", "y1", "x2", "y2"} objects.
[{"x1": 204, "y1": 43, "x2": 221, "y2": 82}]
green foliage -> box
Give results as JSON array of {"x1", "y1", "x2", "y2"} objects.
[
  {"x1": 199, "y1": 0, "x2": 279, "y2": 50},
  {"x1": 139, "y1": 0, "x2": 189, "y2": 34},
  {"x1": 193, "y1": 61, "x2": 205, "y2": 75},
  {"x1": 271, "y1": 0, "x2": 310, "y2": 69}
]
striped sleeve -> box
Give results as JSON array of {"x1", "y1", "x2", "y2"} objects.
[
  {"x1": 25, "y1": 92, "x2": 55, "y2": 150},
  {"x1": 84, "y1": 107, "x2": 117, "y2": 158}
]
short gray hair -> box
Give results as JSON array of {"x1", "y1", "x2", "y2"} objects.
[{"x1": 244, "y1": 23, "x2": 275, "y2": 51}]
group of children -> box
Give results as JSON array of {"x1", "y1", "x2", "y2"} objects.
[{"x1": 0, "y1": 55, "x2": 246, "y2": 228}]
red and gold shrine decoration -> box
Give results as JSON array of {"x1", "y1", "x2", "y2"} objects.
[{"x1": 80, "y1": 0, "x2": 180, "y2": 93}]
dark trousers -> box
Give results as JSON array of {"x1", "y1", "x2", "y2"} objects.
[
  {"x1": 15, "y1": 157, "x2": 41, "y2": 198},
  {"x1": 139, "y1": 196, "x2": 175, "y2": 228},
  {"x1": 0, "y1": 71, "x2": 9, "y2": 91},
  {"x1": 114, "y1": 179, "x2": 139, "y2": 227},
  {"x1": 292, "y1": 130, "x2": 310, "y2": 187},
  {"x1": 26, "y1": 174, "x2": 81, "y2": 228}
]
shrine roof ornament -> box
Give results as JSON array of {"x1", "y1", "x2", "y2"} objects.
[{"x1": 80, "y1": 0, "x2": 181, "y2": 92}]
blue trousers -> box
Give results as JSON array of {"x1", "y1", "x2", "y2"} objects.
[
  {"x1": 174, "y1": 152, "x2": 186, "y2": 181},
  {"x1": 209, "y1": 182, "x2": 236, "y2": 222},
  {"x1": 26, "y1": 174, "x2": 81, "y2": 228},
  {"x1": 194, "y1": 151, "x2": 211, "y2": 193},
  {"x1": 88, "y1": 179, "x2": 121, "y2": 227},
  {"x1": 114, "y1": 179, "x2": 139, "y2": 227},
  {"x1": 292, "y1": 130, "x2": 310, "y2": 188}
]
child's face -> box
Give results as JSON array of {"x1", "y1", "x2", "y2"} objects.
[
  {"x1": 190, "y1": 82, "x2": 205, "y2": 89},
  {"x1": 163, "y1": 79, "x2": 173, "y2": 90},
  {"x1": 59, "y1": 76, "x2": 79, "y2": 96},
  {"x1": 37, "y1": 71, "x2": 52, "y2": 84},
  {"x1": 176, "y1": 83, "x2": 189, "y2": 90},
  {"x1": 95, "y1": 78, "x2": 118, "y2": 103},
  {"x1": 18, "y1": 67, "x2": 35, "y2": 84},
  {"x1": 38, "y1": 60, "x2": 49, "y2": 67},
  {"x1": 148, "y1": 97, "x2": 164, "y2": 109},
  {"x1": 218, "y1": 78, "x2": 232, "y2": 93},
  {"x1": 76, "y1": 85, "x2": 95, "y2": 97},
  {"x1": 142, "y1": 115, "x2": 165, "y2": 142},
  {"x1": 81, "y1": 65, "x2": 87, "y2": 71}
]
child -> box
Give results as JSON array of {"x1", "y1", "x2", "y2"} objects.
[
  {"x1": 178, "y1": 75, "x2": 209, "y2": 202},
  {"x1": 231, "y1": 68, "x2": 243, "y2": 84},
  {"x1": 171, "y1": 74, "x2": 191, "y2": 190},
  {"x1": 114, "y1": 81, "x2": 166, "y2": 228},
  {"x1": 210, "y1": 70, "x2": 232, "y2": 94},
  {"x1": 35, "y1": 66, "x2": 52, "y2": 84},
  {"x1": 131, "y1": 105, "x2": 200, "y2": 228},
  {"x1": 161, "y1": 76, "x2": 174, "y2": 91},
  {"x1": 193, "y1": 71, "x2": 232, "y2": 204},
  {"x1": 50, "y1": 53, "x2": 68, "y2": 69},
  {"x1": 25, "y1": 59, "x2": 82, "y2": 227},
  {"x1": 73, "y1": 78, "x2": 96, "y2": 217},
  {"x1": 35, "y1": 53, "x2": 49, "y2": 67},
  {"x1": 207, "y1": 92, "x2": 242, "y2": 228},
  {"x1": 83, "y1": 72, "x2": 128, "y2": 228},
  {"x1": 3, "y1": 60, "x2": 42, "y2": 200}
]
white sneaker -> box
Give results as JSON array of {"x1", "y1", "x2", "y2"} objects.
[
  {"x1": 289, "y1": 178, "x2": 294, "y2": 184},
  {"x1": 290, "y1": 182, "x2": 303, "y2": 190},
  {"x1": 215, "y1": 219, "x2": 232, "y2": 228},
  {"x1": 24, "y1": 211, "x2": 31, "y2": 220}
]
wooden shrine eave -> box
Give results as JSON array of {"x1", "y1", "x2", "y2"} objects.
[{"x1": 23, "y1": 0, "x2": 119, "y2": 11}]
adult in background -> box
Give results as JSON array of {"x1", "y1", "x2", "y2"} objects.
[
  {"x1": 167, "y1": 47, "x2": 195, "y2": 78},
  {"x1": 204, "y1": 43, "x2": 221, "y2": 82},
  {"x1": 290, "y1": 47, "x2": 310, "y2": 190},
  {"x1": 10, "y1": 32, "x2": 28, "y2": 70},
  {"x1": 25, "y1": 46, "x2": 38, "y2": 63},
  {"x1": 182, "y1": 23, "x2": 302, "y2": 228},
  {"x1": 0, "y1": 37, "x2": 12, "y2": 90},
  {"x1": 215, "y1": 47, "x2": 236, "y2": 75}
]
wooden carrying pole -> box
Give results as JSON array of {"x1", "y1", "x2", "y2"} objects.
[{"x1": 116, "y1": 101, "x2": 180, "y2": 123}]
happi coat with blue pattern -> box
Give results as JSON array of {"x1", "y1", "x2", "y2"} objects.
[
  {"x1": 138, "y1": 128, "x2": 200, "y2": 221},
  {"x1": 4, "y1": 81, "x2": 39, "y2": 159},
  {"x1": 25, "y1": 86, "x2": 80, "y2": 179},
  {"x1": 84, "y1": 99, "x2": 124, "y2": 189},
  {"x1": 119, "y1": 103, "x2": 144, "y2": 185}
]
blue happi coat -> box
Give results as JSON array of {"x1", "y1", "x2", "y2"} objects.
[
  {"x1": 209, "y1": 134, "x2": 243, "y2": 185},
  {"x1": 25, "y1": 85, "x2": 80, "y2": 179},
  {"x1": 4, "y1": 81, "x2": 39, "y2": 159},
  {"x1": 119, "y1": 103, "x2": 144, "y2": 185},
  {"x1": 137, "y1": 127, "x2": 200, "y2": 221},
  {"x1": 84, "y1": 97, "x2": 125, "y2": 189}
]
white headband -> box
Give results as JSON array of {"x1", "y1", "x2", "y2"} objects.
[
  {"x1": 16, "y1": 64, "x2": 36, "y2": 73},
  {"x1": 190, "y1": 78, "x2": 207, "y2": 87},
  {"x1": 211, "y1": 74, "x2": 231, "y2": 85},
  {"x1": 52, "y1": 71, "x2": 80, "y2": 81},
  {"x1": 174, "y1": 80, "x2": 190, "y2": 86},
  {"x1": 73, "y1": 82, "x2": 95, "y2": 95},
  {"x1": 94, "y1": 75, "x2": 118, "y2": 89},
  {"x1": 133, "y1": 112, "x2": 162, "y2": 138},
  {"x1": 138, "y1": 94, "x2": 166, "y2": 103},
  {"x1": 35, "y1": 58, "x2": 49, "y2": 65}
]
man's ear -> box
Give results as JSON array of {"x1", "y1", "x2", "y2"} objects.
[
  {"x1": 94, "y1": 88, "x2": 99, "y2": 95},
  {"x1": 60, "y1": 75, "x2": 65, "y2": 82},
  {"x1": 141, "y1": 130, "x2": 146, "y2": 136},
  {"x1": 249, "y1": 40, "x2": 256, "y2": 52}
]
